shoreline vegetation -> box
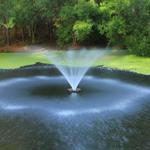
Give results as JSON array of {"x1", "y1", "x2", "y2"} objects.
[
  {"x1": 0, "y1": 0, "x2": 150, "y2": 56},
  {"x1": 0, "y1": 0, "x2": 149, "y2": 75}
]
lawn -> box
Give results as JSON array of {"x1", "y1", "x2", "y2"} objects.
[
  {"x1": 0, "y1": 51, "x2": 150, "y2": 75},
  {"x1": 0, "y1": 52, "x2": 48, "y2": 68},
  {"x1": 96, "y1": 53, "x2": 150, "y2": 75}
]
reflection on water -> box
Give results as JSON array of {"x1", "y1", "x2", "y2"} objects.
[{"x1": 0, "y1": 76, "x2": 150, "y2": 150}]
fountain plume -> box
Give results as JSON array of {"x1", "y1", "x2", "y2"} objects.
[{"x1": 45, "y1": 49, "x2": 107, "y2": 91}]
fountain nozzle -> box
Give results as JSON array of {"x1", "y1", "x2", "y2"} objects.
[{"x1": 67, "y1": 88, "x2": 81, "y2": 93}]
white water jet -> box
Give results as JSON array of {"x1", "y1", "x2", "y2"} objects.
[{"x1": 45, "y1": 49, "x2": 107, "y2": 92}]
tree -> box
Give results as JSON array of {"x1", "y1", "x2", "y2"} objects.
[
  {"x1": 0, "y1": 0, "x2": 15, "y2": 45},
  {"x1": 56, "y1": 3, "x2": 77, "y2": 46},
  {"x1": 56, "y1": 0, "x2": 101, "y2": 46},
  {"x1": 99, "y1": 0, "x2": 150, "y2": 56}
]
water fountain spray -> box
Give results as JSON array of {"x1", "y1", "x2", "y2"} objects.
[{"x1": 45, "y1": 49, "x2": 107, "y2": 93}]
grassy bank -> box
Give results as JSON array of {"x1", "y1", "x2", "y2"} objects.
[
  {"x1": 0, "y1": 52, "x2": 150, "y2": 75},
  {"x1": 96, "y1": 53, "x2": 150, "y2": 75}
]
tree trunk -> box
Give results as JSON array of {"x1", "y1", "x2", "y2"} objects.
[
  {"x1": 72, "y1": 33, "x2": 77, "y2": 47},
  {"x1": 5, "y1": 28, "x2": 10, "y2": 45},
  {"x1": 48, "y1": 21, "x2": 51, "y2": 41},
  {"x1": 2, "y1": 27, "x2": 5, "y2": 44},
  {"x1": 31, "y1": 27, "x2": 35, "y2": 43},
  {"x1": 14, "y1": 26, "x2": 18, "y2": 42},
  {"x1": 48, "y1": 20, "x2": 54, "y2": 42},
  {"x1": 31, "y1": 24, "x2": 36, "y2": 43},
  {"x1": 28, "y1": 26, "x2": 32, "y2": 42},
  {"x1": 21, "y1": 27, "x2": 25, "y2": 42}
]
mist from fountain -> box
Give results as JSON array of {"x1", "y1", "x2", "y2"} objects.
[{"x1": 45, "y1": 49, "x2": 107, "y2": 92}]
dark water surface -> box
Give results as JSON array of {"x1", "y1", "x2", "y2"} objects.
[{"x1": 0, "y1": 68, "x2": 150, "y2": 150}]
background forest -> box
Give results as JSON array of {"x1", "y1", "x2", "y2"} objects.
[{"x1": 0, "y1": 0, "x2": 150, "y2": 56}]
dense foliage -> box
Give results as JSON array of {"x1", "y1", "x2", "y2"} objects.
[
  {"x1": 99, "y1": 0, "x2": 150, "y2": 56},
  {"x1": 0, "y1": 0, "x2": 150, "y2": 56}
]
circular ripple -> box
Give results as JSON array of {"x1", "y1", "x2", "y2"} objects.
[{"x1": 0, "y1": 76, "x2": 149, "y2": 117}]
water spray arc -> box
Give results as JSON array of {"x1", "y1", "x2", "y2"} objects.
[{"x1": 45, "y1": 49, "x2": 107, "y2": 92}]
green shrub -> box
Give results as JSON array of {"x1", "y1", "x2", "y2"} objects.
[
  {"x1": 73, "y1": 21, "x2": 93, "y2": 41},
  {"x1": 126, "y1": 35, "x2": 150, "y2": 56},
  {"x1": 56, "y1": 25, "x2": 73, "y2": 47}
]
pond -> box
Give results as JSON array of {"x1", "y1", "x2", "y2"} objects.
[{"x1": 0, "y1": 66, "x2": 150, "y2": 150}]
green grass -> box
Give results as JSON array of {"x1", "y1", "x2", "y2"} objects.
[
  {"x1": 0, "y1": 52, "x2": 48, "y2": 69},
  {"x1": 0, "y1": 51, "x2": 150, "y2": 75},
  {"x1": 95, "y1": 52, "x2": 150, "y2": 75}
]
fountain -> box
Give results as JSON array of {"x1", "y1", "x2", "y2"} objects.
[
  {"x1": 0, "y1": 49, "x2": 150, "y2": 150},
  {"x1": 44, "y1": 49, "x2": 106, "y2": 92}
]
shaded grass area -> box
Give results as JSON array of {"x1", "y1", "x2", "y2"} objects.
[{"x1": 0, "y1": 52, "x2": 149, "y2": 75}]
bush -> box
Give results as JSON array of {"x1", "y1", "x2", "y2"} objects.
[
  {"x1": 56, "y1": 25, "x2": 73, "y2": 47},
  {"x1": 126, "y1": 35, "x2": 150, "y2": 56},
  {"x1": 73, "y1": 21, "x2": 93, "y2": 41}
]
